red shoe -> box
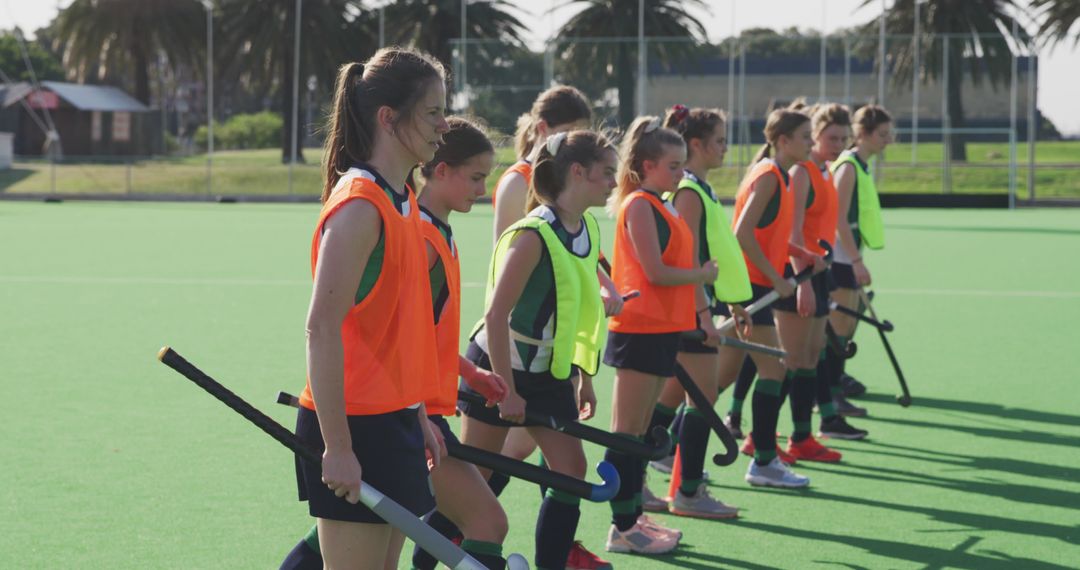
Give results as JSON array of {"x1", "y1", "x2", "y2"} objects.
[
  {"x1": 565, "y1": 541, "x2": 613, "y2": 570},
  {"x1": 740, "y1": 433, "x2": 796, "y2": 465},
  {"x1": 786, "y1": 435, "x2": 842, "y2": 463}
]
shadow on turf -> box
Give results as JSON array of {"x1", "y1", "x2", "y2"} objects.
[
  {"x1": 801, "y1": 458, "x2": 1080, "y2": 512},
  {"x1": 889, "y1": 223, "x2": 1080, "y2": 236},
  {"x1": 855, "y1": 392, "x2": 1080, "y2": 428},
  {"x1": 734, "y1": 485, "x2": 1080, "y2": 546},
  {"x1": 853, "y1": 440, "x2": 1080, "y2": 484},
  {"x1": 734, "y1": 521, "x2": 1077, "y2": 570},
  {"x1": 865, "y1": 414, "x2": 1080, "y2": 450}
]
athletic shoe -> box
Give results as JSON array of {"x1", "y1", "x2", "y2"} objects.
[
  {"x1": 786, "y1": 435, "x2": 842, "y2": 463},
  {"x1": 835, "y1": 393, "x2": 868, "y2": 417},
  {"x1": 724, "y1": 412, "x2": 744, "y2": 439},
  {"x1": 745, "y1": 457, "x2": 811, "y2": 488},
  {"x1": 605, "y1": 522, "x2": 678, "y2": 554},
  {"x1": 641, "y1": 477, "x2": 669, "y2": 512},
  {"x1": 819, "y1": 416, "x2": 869, "y2": 440},
  {"x1": 740, "y1": 433, "x2": 796, "y2": 465},
  {"x1": 649, "y1": 454, "x2": 675, "y2": 474},
  {"x1": 668, "y1": 482, "x2": 739, "y2": 519},
  {"x1": 565, "y1": 541, "x2": 613, "y2": 570},
  {"x1": 841, "y1": 373, "x2": 867, "y2": 398},
  {"x1": 638, "y1": 514, "x2": 682, "y2": 541}
]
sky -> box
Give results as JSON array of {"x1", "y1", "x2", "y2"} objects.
[{"x1": 4, "y1": 0, "x2": 1078, "y2": 134}]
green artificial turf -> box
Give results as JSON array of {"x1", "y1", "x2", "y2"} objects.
[{"x1": 1, "y1": 201, "x2": 1079, "y2": 568}]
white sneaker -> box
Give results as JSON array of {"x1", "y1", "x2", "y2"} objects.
[
  {"x1": 649, "y1": 454, "x2": 675, "y2": 473},
  {"x1": 669, "y1": 482, "x2": 739, "y2": 519},
  {"x1": 745, "y1": 457, "x2": 811, "y2": 488},
  {"x1": 605, "y1": 522, "x2": 678, "y2": 554},
  {"x1": 638, "y1": 514, "x2": 682, "y2": 541},
  {"x1": 641, "y1": 476, "x2": 668, "y2": 512}
]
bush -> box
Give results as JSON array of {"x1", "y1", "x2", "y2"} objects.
[{"x1": 195, "y1": 112, "x2": 283, "y2": 150}]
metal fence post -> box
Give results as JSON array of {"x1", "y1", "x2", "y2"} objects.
[
  {"x1": 1027, "y1": 41, "x2": 1036, "y2": 202},
  {"x1": 942, "y1": 35, "x2": 950, "y2": 195}
]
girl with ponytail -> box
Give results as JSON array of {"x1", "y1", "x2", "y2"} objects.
[
  {"x1": 819, "y1": 104, "x2": 894, "y2": 440},
  {"x1": 731, "y1": 106, "x2": 823, "y2": 489},
  {"x1": 602, "y1": 116, "x2": 718, "y2": 554},
  {"x1": 294, "y1": 47, "x2": 450, "y2": 569},
  {"x1": 644, "y1": 104, "x2": 752, "y2": 520},
  {"x1": 460, "y1": 130, "x2": 618, "y2": 570},
  {"x1": 284, "y1": 118, "x2": 515, "y2": 570}
]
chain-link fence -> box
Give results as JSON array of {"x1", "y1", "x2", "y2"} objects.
[
  {"x1": 455, "y1": 32, "x2": 1075, "y2": 205},
  {"x1": 2, "y1": 31, "x2": 1075, "y2": 204}
]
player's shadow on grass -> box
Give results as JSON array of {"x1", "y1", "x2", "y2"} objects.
[
  {"x1": 854, "y1": 440, "x2": 1080, "y2": 484},
  {"x1": 803, "y1": 459, "x2": 1080, "y2": 512},
  {"x1": 647, "y1": 544, "x2": 779, "y2": 570},
  {"x1": 733, "y1": 521, "x2": 1076, "y2": 570},
  {"x1": 856, "y1": 392, "x2": 1080, "y2": 428},
  {"x1": 768, "y1": 487, "x2": 1080, "y2": 546},
  {"x1": 866, "y1": 415, "x2": 1080, "y2": 449},
  {"x1": 889, "y1": 223, "x2": 1080, "y2": 236}
]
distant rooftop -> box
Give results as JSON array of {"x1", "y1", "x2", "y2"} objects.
[{"x1": 0, "y1": 81, "x2": 150, "y2": 112}]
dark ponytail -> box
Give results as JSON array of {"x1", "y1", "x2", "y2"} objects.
[{"x1": 321, "y1": 48, "x2": 446, "y2": 202}]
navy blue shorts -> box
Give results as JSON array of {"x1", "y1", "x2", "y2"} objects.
[
  {"x1": 427, "y1": 414, "x2": 460, "y2": 446},
  {"x1": 832, "y1": 262, "x2": 857, "y2": 290},
  {"x1": 679, "y1": 311, "x2": 719, "y2": 354},
  {"x1": 294, "y1": 406, "x2": 434, "y2": 523},
  {"x1": 603, "y1": 330, "x2": 682, "y2": 376},
  {"x1": 774, "y1": 264, "x2": 832, "y2": 318},
  {"x1": 458, "y1": 342, "x2": 578, "y2": 427}
]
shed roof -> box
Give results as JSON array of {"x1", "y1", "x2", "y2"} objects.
[{"x1": 1, "y1": 81, "x2": 150, "y2": 112}]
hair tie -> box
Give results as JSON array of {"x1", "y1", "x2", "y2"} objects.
[
  {"x1": 671, "y1": 104, "x2": 689, "y2": 124},
  {"x1": 644, "y1": 117, "x2": 661, "y2": 133},
  {"x1": 546, "y1": 132, "x2": 568, "y2": 156}
]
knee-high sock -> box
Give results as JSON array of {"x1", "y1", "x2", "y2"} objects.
[
  {"x1": 535, "y1": 490, "x2": 581, "y2": 570},
  {"x1": 751, "y1": 378, "x2": 785, "y2": 465},
  {"x1": 790, "y1": 368, "x2": 817, "y2": 442},
  {"x1": 677, "y1": 407, "x2": 711, "y2": 495},
  {"x1": 411, "y1": 510, "x2": 463, "y2": 570},
  {"x1": 649, "y1": 403, "x2": 679, "y2": 455},
  {"x1": 669, "y1": 405, "x2": 686, "y2": 452},
  {"x1": 460, "y1": 539, "x2": 506, "y2": 570},
  {"x1": 279, "y1": 525, "x2": 321, "y2": 570},
  {"x1": 605, "y1": 440, "x2": 640, "y2": 531},
  {"x1": 729, "y1": 356, "x2": 757, "y2": 415},
  {"x1": 488, "y1": 470, "x2": 511, "y2": 497},
  {"x1": 816, "y1": 348, "x2": 838, "y2": 420}
]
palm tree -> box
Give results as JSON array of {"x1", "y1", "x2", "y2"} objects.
[
  {"x1": 51, "y1": 0, "x2": 205, "y2": 104},
  {"x1": 555, "y1": 0, "x2": 708, "y2": 127},
  {"x1": 1031, "y1": 0, "x2": 1080, "y2": 47},
  {"x1": 383, "y1": 0, "x2": 527, "y2": 91},
  {"x1": 860, "y1": 0, "x2": 1030, "y2": 161},
  {"x1": 219, "y1": 0, "x2": 374, "y2": 163}
]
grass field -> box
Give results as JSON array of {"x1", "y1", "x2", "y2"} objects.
[
  {"x1": 2, "y1": 140, "x2": 1079, "y2": 199},
  {"x1": 2, "y1": 201, "x2": 1080, "y2": 569}
]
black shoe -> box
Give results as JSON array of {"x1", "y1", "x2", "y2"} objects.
[
  {"x1": 724, "y1": 412, "x2": 744, "y2": 439},
  {"x1": 835, "y1": 393, "x2": 868, "y2": 418},
  {"x1": 819, "y1": 416, "x2": 869, "y2": 440},
  {"x1": 840, "y1": 373, "x2": 867, "y2": 398}
]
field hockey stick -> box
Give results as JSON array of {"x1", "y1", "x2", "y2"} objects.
[
  {"x1": 825, "y1": 322, "x2": 857, "y2": 359},
  {"x1": 829, "y1": 301, "x2": 894, "y2": 332},
  {"x1": 275, "y1": 392, "x2": 620, "y2": 502},
  {"x1": 668, "y1": 361, "x2": 739, "y2": 466},
  {"x1": 716, "y1": 241, "x2": 833, "y2": 334},
  {"x1": 681, "y1": 329, "x2": 786, "y2": 359},
  {"x1": 857, "y1": 290, "x2": 912, "y2": 407},
  {"x1": 457, "y1": 390, "x2": 672, "y2": 460},
  {"x1": 156, "y1": 347, "x2": 491, "y2": 570}
]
